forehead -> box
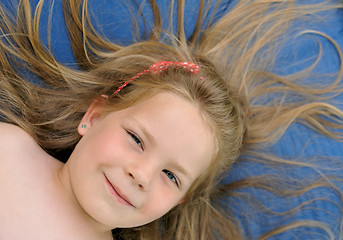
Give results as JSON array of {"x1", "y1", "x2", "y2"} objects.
[{"x1": 114, "y1": 92, "x2": 215, "y2": 180}]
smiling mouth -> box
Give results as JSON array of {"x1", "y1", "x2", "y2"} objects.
[{"x1": 104, "y1": 174, "x2": 135, "y2": 208}]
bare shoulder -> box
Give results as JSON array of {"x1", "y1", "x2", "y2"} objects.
[
  {"x1": 0, "y1": 122, "x2": 36, "y2": 149},
  {"x1": 0, "y1": 122, "x2": 42, "y2": 165},
  {"x1": 0, "y1": 122, "x2": 33, "y2": 138}
]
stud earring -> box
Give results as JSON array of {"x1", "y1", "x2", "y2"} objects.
[{"x1": 81, "y1": 124, "x2": 87, "y2": 128}]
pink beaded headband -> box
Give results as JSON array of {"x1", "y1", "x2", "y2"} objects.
[{"x1": 111, "y1": 61, "x2": 201, "y2": 97}]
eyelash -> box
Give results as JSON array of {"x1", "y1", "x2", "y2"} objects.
[
  {"x1": 163, "y1": 169, "x2": 180, "y2": 187},
  {"x1": 127, "y1": 130, "x2": 143, "y2": 149},
  {"x1": 126, "y1": 130, "x2": 179, "y2": 187}
]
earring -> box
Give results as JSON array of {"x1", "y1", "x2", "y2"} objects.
[{"x1": 81, "y1": 124, "x2": 87, "y2": 128}]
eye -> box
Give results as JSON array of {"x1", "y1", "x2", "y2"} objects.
[
  {"x1": 126, "y1": 130, "x2": 143, "y2": 149},
  {"x1": 163, "y1": 169, "x2": 180, "y2": 187}
]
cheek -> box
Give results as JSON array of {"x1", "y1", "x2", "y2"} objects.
[
  {"x1": 140, "y1": 188, "x2": 182, "y2": 222},
  {"x1": 90, "y1": 131, "x2": 126, "y2": 166}
]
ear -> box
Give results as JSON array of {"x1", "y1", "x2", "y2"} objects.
[{"x1": 78, "y1": 95, "x2": 108, "y2": 136}]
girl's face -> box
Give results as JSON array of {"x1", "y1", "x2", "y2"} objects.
[{"x1": 64, "y1": 91, "x2": 215, "y2": 230}]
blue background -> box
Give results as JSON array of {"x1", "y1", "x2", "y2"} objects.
[{"x1": 1, "y1": 0, "x2": 342, "y2": 239}]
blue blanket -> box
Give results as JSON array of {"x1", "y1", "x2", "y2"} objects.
[{"x1": 2, "y1": 0, "x2": 342, "y2": 239}]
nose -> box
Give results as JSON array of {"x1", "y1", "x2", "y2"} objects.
[{"x1": 125, "y1": 161, "x2": 155, "y2": 191}]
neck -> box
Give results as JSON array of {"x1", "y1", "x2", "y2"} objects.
[{"x1": 55, "y1": 162, "x2": 114, "y2": 240}]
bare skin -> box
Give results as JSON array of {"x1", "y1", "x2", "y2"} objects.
[
  {"x1": 0, "y1": 123, "x2": 112, "y2": 240},
  {"x1": 0, "y1": 92, "x2": 215, "y2": 239}
]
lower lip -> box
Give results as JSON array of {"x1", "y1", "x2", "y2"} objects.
[{"x1": 104, "y1": 175, "x2": 134, "y2": 207}]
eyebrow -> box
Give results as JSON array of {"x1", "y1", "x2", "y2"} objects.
[
  {"x1": 129, "y1": 116, "x2": 193, "y2": 186},
  {"x1": 172, "y1": 161, "x2": 193, "y2": 186},
  {"x1": 128, "y1": 116, "x2": 156, "y2": 146}
]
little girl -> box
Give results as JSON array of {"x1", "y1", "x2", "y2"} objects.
[
  {"x1": 0, "y1": 89, "x2": 217, "y2": 239},
  {"x1": 0, "y1": 0, "x2": 343, "y2": 239}
]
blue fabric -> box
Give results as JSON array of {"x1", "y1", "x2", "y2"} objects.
[
  {"x1": 227, "y1": 4, "x2": 343, "y2": 238},
  {"x1": 2, "y1": 0, "x2": 342, "y2": 239}
]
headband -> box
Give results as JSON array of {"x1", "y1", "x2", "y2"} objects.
[{"x1": 111, "y1": 61, "x2": 201, "y2": 97}]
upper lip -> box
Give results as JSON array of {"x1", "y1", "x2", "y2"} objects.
[{"x1": 104, "y1": 174, "x2": 135, "y2": 208}]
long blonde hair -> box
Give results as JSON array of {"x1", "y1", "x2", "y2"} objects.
[{"x1": 0, "y1": 0, "x2": 343, "y2": 239}]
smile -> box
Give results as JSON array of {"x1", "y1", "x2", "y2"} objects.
[{"x1": 104, "y1": 174, "x2": 135, "y2": 208}]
